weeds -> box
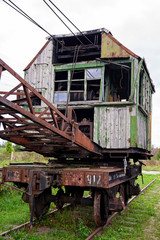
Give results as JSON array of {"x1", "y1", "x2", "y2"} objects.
[
  {"x1": 0, "y1": 150, "x2": 159, "y2": 239},
  {"x1": 0, "y1": 148, "x2": 47, "y2": 167},
  {"x1": 96, "y1": 175, "x2": 160, "y2": 240},
  {"x1": 0, "y1": 187, "x2": 30, "y2": 232}
]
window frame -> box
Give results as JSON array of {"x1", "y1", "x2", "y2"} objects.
[{"x1": 54, "y1": 65, "x2": 104, "y2": 103}]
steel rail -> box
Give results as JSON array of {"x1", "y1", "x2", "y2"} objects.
[
  {"x1": 0, "y1": 203, "x2": 71, "y2": 237},
  {"x1": 0, "y1": 178, "x2": 157, "y2": 238},
  {"x1": 0, "y1": 195, "x2": 91, "y2": 236},
  {"x1": 86, "y1": 177, "x2": 158, "y2": 240}
]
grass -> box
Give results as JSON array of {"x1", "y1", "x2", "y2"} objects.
[
  {"x1": 0, "y1": 149, "x2": 160, "y2": 239},
  {"x1": 0, "y1": 174, "x2": 159, "y2": 240},
  {"x1": 142, "y1": 159, "x2": 160, "y2": 171},
  {"x1": 0, "y1": 186, "x2": 30, "y2": 233},
  {"x1": 0, "y1": 148, "x2": 47, "y2": 167},
  {"x1": 96, "y1": 174, "x2": 160, "y2": 240}
]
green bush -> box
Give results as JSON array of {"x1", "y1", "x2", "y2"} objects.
[{"x1": 5, "y1": 141, "x2": 14, "y2": 153}]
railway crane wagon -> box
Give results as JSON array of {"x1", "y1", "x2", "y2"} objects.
[{"x1": 0, "y1": 28, "x2": 155, "y2": 226}]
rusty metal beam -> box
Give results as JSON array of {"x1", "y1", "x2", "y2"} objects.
[
  {"x1": 4, "y1": 83, "x2": 22, "y2": 98},
  {"x1": 0, "y1": 65, "x2": 3, "y2": 80},
  {"x1": 0, "y1": 58, "x2": 102, "y2": 157},
  {"x1": 23, "y1": 86, "x2": 35, "y2": 115}
]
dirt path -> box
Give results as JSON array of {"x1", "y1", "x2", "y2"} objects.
[{"x1": 142, "y1": 170, "x2": 160, "y2": 175}]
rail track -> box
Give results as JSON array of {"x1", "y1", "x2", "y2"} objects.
[
  {"x1": 86, "y1": 177, "x2": 158, "y2": 240},
  {"x1": 0, "y1": 203, "x2": 72, "y2": 237},
  {"x1": 0, "y1": 177, "x2": 158, "y2": 238}
]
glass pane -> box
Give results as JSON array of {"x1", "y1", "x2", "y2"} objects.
[
  {"x1": 87, "y1": 68, "x2": 101, "y2": 79},
  {"x1": 54, "y1": 92, "x2": 67, "y2": 102}
]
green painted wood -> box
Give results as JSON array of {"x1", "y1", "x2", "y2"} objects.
[
  {"x1": 97, "y1": 107, "x2": 100, "y2": 142},
  {"x1": 54, "y1": 61, "x2": 104, "y2": 71},
  {"x1": 130, "y1": 116, "x2": 138, "y2": 147},
  {"x1": 104, "y1": 69, "x2": 110, "y2": 102},
  {"x1": 99, "y1": 66, "x2": 104, "y2": 101}
]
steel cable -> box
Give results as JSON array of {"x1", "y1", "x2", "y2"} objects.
[
  {"x1": 1, "y1": 0, "x2": 63, "y2": 46},
  {"x1": 43, "y1": 0, "x2": 98, "y2": 48}
]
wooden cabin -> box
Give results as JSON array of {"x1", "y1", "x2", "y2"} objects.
[{"x1": 24, "y1": 28, "x2": 155, "y2": 159}]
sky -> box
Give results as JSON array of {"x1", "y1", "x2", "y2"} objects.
[{"x1": 0, "y1": 0, "x2": 160, "y2": 147}]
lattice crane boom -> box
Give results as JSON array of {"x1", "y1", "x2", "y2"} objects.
[{"x1": 0, "y1": 59, "x2": 102, "y2": 158}]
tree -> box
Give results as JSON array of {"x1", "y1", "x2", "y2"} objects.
[{"x1": 5, "y1": 141, "x2": 14, "y2": 153}]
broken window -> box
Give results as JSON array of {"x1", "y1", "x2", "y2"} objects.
[
  {"x1": 139, "y1": 70, "x2": 144, "y2": 105},
  {"x1": 52, "y1": 32, "x2": 101, "y2": 64},
  {"x1": 104, "y1": 63, "x2": 131, "y2": 102},
  {"x1": 142, "y1": 75, "x2": 150, "y2": 113},
  {"x1": 87, "y1": 80, "x2": 100, "y2": 100},
  {"x1": 138, "y1": 68, "x2": 152, "y2": 113},
  {"x1": 70, "y1": 70, "x2": 84, "y2": 101},
  {"x1": 87, "y1": 68, "x2": 101, "y2": 101},
  {"x1": 32, "y1": 94, "x2": 41, "y2": 106},
  {"x1": 17, "y1": 90, "x2": 42, "y2": 106},
  {"x1": 75, "y1": 108, "x2": 94, "y2": 139},
  {"x1": 54, "y1": 67, "x2": 102, "y2": 103}
]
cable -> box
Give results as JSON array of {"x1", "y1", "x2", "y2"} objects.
[
  {"x1": 65, "y1": 45, "x2": 81, "y2": 118},
  {"x1": 43, "y1": 0, "x2": 98, "y2": 48},
  {"x1": 2, "y1": 0, "x2": 97, "y2": 48},
  {"x1": 43, "y1": 0, "x2": 84, "y2": 45},
  {"x1": 2, "y1": 0, "x2": 51, "y2": 36},
  {"x1": 1, "y1": 0, "x2": 63, "y2": 46}
]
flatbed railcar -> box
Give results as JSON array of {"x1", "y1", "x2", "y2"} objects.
[{"x1": 0, "y1": 28, "x2": 154, "y2": 226}]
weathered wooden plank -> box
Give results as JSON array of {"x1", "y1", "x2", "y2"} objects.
[{"x1": 94, "y1": 106, "x2": 131, "y2": 149}]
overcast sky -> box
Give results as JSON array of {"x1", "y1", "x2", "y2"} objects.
[{"x1": 0, "y1": 0, "x2": 160, "y2": 147}]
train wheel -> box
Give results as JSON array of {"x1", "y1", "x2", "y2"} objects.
[
  {"x1": 29, "y1": 187, "x2": 51, "y2": 218},
  {"x1": 94, "y1": 190, "x2": 108, "y2": 226}
]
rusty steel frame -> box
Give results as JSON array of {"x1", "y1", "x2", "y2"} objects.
[
  {"x1": 0, "y1": 59, "x2": 143, "y2": 227},
  {"x1": 0, "y1": 59, "x2": 102, "y2": 158},
  {"x1": 1, "y1": 162, "x2": 142, "y2": 227},
  {"x1": 2, "y1": 163, "x2": 141, "y2": 191}
]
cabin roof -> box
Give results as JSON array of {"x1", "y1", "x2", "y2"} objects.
[
  {"x1": 52, "y1": 28, "x2": 139, "y2": 59},
  {"x1": 24, "y1": 28, "x2": 138, "y2": 71},
  {"x1": 23, "y1": 28, "x2": 154, "y2": 91},
  {"x1": 52, "y1": 28, "x2": 111, "y2": 38}
]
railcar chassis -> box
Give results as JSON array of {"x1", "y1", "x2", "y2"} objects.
[
  {"x1": 1, "y1": 160, "x2": 141, "y2": 227},
  {"x1": 0, "y1": 58, "x2": 144, "y2": 226}
]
